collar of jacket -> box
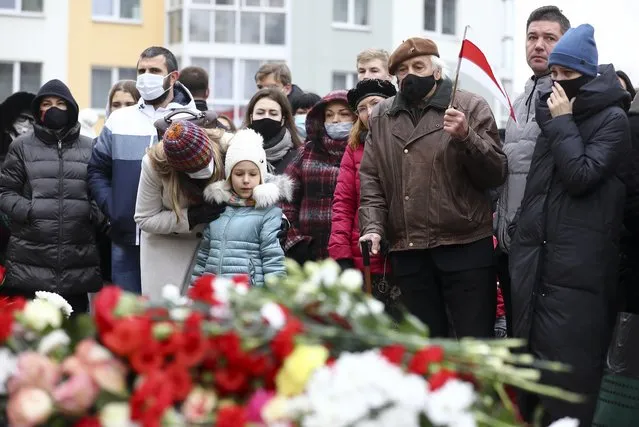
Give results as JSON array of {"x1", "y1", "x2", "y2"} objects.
[
  {"x1": 388, "y1": 77, "x2": 453, "y2": 117},
  {"x1": 33, "y1": 121, "x2": 81, "y2": 145}
]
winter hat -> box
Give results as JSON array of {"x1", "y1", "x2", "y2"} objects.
[
  {"x1": 388, "y1": 37, "x2": 440, "y2": 76},
  {"x1": 347, "y1": 79, "x2": 397, "y2": 111},
  {"x1": 31, "y1": 79, "x2": 79, "y2": 126},
  {"x1": 548, "y1": 24, "x2": 598, "y2": 77},
  {"x1": 162, "y1": 120, "x2": 213, "y2": 173},
  {"x1": 224, "y1": 129, "x2": 267, "y2": 183}
]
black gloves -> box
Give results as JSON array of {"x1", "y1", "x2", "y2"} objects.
[
  {"x1": 287, "y1": 239, "x2": 318, "y2": 265},
  {"x1": 337, "y1": 258, "x2": 355, "y2": 271},
  {"x1": 277, "y1": 216, "x2": 290, "y2": 248},
  {"x1": 187, "y1": 203, "x2": 226, "y2": 230}
]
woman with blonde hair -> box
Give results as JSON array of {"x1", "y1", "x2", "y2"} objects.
[{"x1": 134, "y1": 120, "x2": 231, "y2": 300}]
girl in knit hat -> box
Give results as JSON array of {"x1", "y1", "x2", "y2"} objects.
[
  {"x1": 135, "y1": 120, "x2": 230, "y2": 301},
  {"x1": 191, "y1": 128, "x2": 293, "y2": 286}
]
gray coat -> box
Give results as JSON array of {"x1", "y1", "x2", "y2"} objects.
[{"x1": 496, "y1": 75, "x2": 552, "y2": 252}]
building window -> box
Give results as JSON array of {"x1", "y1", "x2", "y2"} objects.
[
  {"x1": 187, "y1": 0, "x2": 285, "y2": 45},
  {"x1": 90, "y1": 67, "x2": 137, "y2": 109},
  {"x1": 332, "y1": 71, "x2": 357, "y2": 90},
  {"x1": 0, "y1": 61, "x2": 42, "y2": 102},
  {"x1": 423, "y1": 0, "x2": 456, "y2": 35},
  {"x1": 92, "y1": 0, "x2": 141, "y2": 21},
  {"x1": 0, "y1": 0, "x2": 43, "y2": 13},
  {"x1": 190, "y1": 57, "x2": 284, "y2": 124},
  {"x1": 333, "y1": 0, "x2": 368, "y2": 27}
]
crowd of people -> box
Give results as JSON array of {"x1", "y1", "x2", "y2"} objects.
[{"x1": 0, "y1": 4, "x2": 638, "y2": 426}]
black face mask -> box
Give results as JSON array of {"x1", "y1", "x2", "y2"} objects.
[
  {"x1": 554, "y1": 75, "x2": 593, "y2": 100},
  {"x1": 249, "y1": 118, "x2": 283, "y2": 141},
  {"x1": 400, "y1": 74, "x2": 437, "y2": 104},
  {"x1": 42, "y1": 107, "x2": 69, "y2": 130}
]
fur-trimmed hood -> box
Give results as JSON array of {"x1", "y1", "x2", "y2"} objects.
[{"x1": 203, "y1": 173, "x2": 293, "y2": 209}]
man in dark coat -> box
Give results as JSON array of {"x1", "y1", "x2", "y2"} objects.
[
  {"x1": 0, "y1": 79, "x2": 104, "y2": 312},
  {"x1": 509, "y1": 24, "x2": 631, "y2": 426}
]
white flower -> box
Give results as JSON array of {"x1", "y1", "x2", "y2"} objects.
[
  {"x1": 261, "y1": 302, "x2": 286, "y2": 330},
  {"x1": 351, "y1": 298, "x2": 385, "y2": 317},
  {"x1": 0, "y1": 348, "x2": 18, "y2": 394},
  {"x1": 548, "y1": 418, "x2": 580, "y2": 427},
  {"x1": 284, "y1": 350, "x2": 430, "y2": 427},
  {"x1": 99, "y1": 402, "x2": 132, "y2": 427},
  {"x1": 37, "y1": 330, "x2": 71, "y2": 355},
  {"x1": 339, "y1": 269, "x2": 363, "y2": 292},
  {"x1": 161, "y1": 284, "x2": 181, "y2": 304},
  {"x1": 424, "y1": 379, "x2": 476, "y2": 427},
  {"x1": 316, "y1": 260, "x2": 341, "y2": 288},
  {"x1": 35, "y1": 291, "x2": 73, "y2": 317},
  {"x1": 22, "y1": 299, "x2": 63, "y2": 332},
  {"x1": 169, "y1": 307, "x2": 192, "y2": 322}
]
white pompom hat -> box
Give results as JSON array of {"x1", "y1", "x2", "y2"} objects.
[{"x1": 224, "y1": 128, "x2": 267, "y2": 183}]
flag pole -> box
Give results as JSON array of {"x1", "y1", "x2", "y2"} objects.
[{"x1": 448, "y1": 25, "x2": 470, "y2": 109}]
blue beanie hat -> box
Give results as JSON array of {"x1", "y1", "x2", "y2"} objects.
[{"x1": 548, "y1": 24, "x2": 598, "y2": 77}]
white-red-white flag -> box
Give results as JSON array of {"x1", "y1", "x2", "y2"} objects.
[{"x1": 457, "y1": 38, "x2": 516, "y2": 122}]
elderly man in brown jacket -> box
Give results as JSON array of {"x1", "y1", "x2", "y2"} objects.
[{"x1": 359, "y1": 37, "x2": 507, "y2": 338}]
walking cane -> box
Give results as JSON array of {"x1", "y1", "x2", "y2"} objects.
[{"x1": 360, "y1": 240, "x2": 373, "y2": 295}]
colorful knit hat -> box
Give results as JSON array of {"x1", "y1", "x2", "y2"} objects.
[{"x1": 162, "y1": 120, "x2": 213, "y2": 173}]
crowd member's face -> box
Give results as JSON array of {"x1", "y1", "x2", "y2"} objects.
[
  {"x1": 40, "y1": 96, "x2": 67, "y2": 115},
  {"x1": 526, "y1": 20, "x2": 563, "y2": 76},
  {"x1": 256, "y1": 73, "x2": 291, "y2": 95},
  {"x1": 550, "y1": 65, "x2": 582, "y2": 81},
  {"x1": 357, "y1": 59, "x2": 390, "y2": 81},
  {"x1": 324, "y1": 101, "x2": 356, "y2": 124},
  {"x1": 618, "y1": 77, "x2": 628, "y2": 91},
  {"x1": 231, "y1": 161, "x2": 261, "y2": 199},
  {"x1": 396, "y1": 55, "x2": 440, "y2": 84},
  {"x1": 137, "y1": 55, "x2": 177, "y2": 88},
  {"x1": 110, "y1": 90, "x2": 137, "y2": 112},
  {"x1": 252, "y1": 97, "x2": 283, "y2": 123},
  {"x1": 356, "y1": 95, "x2": 385, "y2": 128}
]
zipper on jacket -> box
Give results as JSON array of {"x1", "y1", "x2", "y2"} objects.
[
  {"x1": 217, "y1": 211, "x2": 232, "y2": 276},
  {"x1": 57, "y1": 140, "x2": 63, "y2": 290}
]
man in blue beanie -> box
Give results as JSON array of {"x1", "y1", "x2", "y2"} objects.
[{"x1": 509, "y1": 23, "x2": 631, "y2": 426}]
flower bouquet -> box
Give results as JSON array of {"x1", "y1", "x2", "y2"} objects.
[{"x1": 0, "y1": 259, "x2": 581, "y2": 426}]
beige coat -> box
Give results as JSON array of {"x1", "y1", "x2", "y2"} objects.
[{"x1": 135, "y1": 155, "x2": 207, "y2": 301}]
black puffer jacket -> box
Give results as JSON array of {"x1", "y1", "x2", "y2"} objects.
[
  {"x1": 509, "y1": 64, "x2": 630, "y2": 424},
  {"x1": 0, "y1": 80, "x2": 102, "y2": 295}
]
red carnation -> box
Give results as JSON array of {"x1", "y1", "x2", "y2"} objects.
[
  {"x1": 428, "y1": 368, "x2": 457, "y2": 391},
  {"x1": 93, "y1": 286, "x2": 123, "y2": 335},
  {"x1": 166, "y1": 363, "x2": 193, "y2": 401},
  {"x1": 380, "y1": 344, "x2": 406, "y2": 366},
  {"x1": 73, "y1": 417, "x2": 101, "y2": 427},
  {"x1": 184, "y1": 311, "x2": 204, "y2": 333},
  {"x1": 188, "y1": 275, "x2": 218, "y2": 305},
  {"x1": 214, "y1": 332, "x2": 243, "y2": 362},
  {"x1": 175, "y1": 331, "x2": 207, "y2": 367},
  {"x1": 215, "y1": 368, "x2": 249, "y2": 395},
  {"x1": 103, "y1": 316, "x2": 151, "y2": 356},
  {"x1": 158, "y1": 329, "x2": 184, "y2": 357},
  {"x1": 216, "y1": 404, "x2": 248, "y2": 427},
  {"x1": 408, "y1": 346, "x2": 444, "y2": 376},
  {"x1": 131, "y1": 340, "x2": 164, "y2": 374},
  {"x1": 271, "y1": 317, "x2": 304, "y2": 361},
  {"x1": 131, "y1": 372, "x2": 173, "y2": 424},
  {"x1": 0, "y1": 296, "x2": 28, "y2": 343}
]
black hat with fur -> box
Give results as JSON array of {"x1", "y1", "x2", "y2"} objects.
[{"x1": 347, "y1": 79, "x2": 397, "y2": 111}]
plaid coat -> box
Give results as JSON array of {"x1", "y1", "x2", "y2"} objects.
[{"x1": 282, "y1": 90, "x2": 351, "y2": 261}]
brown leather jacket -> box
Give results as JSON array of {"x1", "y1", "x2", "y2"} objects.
[{"x1": 359, "y1": 78, "x2": 506, "y2": 252}]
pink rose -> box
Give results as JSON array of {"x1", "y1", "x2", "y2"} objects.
[
  {"x1": 75, "y1": 339, "x2": 112, "y2": 366},
  {"x1": 91, "y1": 360, "x2": 127, "y2": 395},
  {"x1": 8, "y1": 352, "x2": 60, "y2": 393},
  {"x1": 53, "y1": 371, "x2": 99, "y2": 415},
  {"x1": 7, "y1": 387, "x2": 54, "y2": 426},
  {"x1": 182, "y1": 387, "x2": 217, "y2": 423},
  {"x1": 246, "y1": 389, "x2": 275, "y2": 423}
]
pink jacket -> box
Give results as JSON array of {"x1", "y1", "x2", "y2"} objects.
[{"x1": 329, "y1": 143, "x2": 387, "y2": 274}]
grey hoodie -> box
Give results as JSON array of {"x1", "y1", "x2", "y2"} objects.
[{"x1": 495, "y1": 74, "x2": 552, "y2": 252}]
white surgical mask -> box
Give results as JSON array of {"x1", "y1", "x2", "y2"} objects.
[
  {"x1": 294, "y1": 114, "x2": 307, "y2": 139},
  {"x1": 136, "y1": 73, "x2": 170, "y2": 101},
  {"x1": 187, "y1": 162, "x2": 215, "y2": 179},
  {"x1": 325, "y1": 122, "x2": 353, "y2": 140}
]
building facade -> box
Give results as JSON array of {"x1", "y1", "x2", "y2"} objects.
[
  {"x1": 0, "y1": 0, "x2": 69, "y2": 102},
  {"x1": 168, "y1": 0, "x2": 514, "y2": 126}
]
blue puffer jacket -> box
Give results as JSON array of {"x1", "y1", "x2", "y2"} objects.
[{"x1": 192, "y1": 174, "x2": 292, "y2": 286}]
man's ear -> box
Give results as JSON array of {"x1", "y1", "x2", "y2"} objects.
[
  {"x1": 433, "y1": 69, "x2": 442, "y2": 81},
  {"x1": 169, "y1": 71, "x2": 179, "y2": 85}
]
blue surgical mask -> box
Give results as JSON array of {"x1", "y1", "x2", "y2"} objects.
[
  {"x1": 294, "y1": 114, "x2": 307, "y2": 139},
  {"x1": 325, "y1": 122, "x2": 353, "y2": 140}
]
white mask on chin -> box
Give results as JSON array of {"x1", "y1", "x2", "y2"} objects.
[{"x1": 187, "y1": 162, "x2": 215, "y2": 179}]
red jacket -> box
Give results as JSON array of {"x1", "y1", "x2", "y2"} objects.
[{"x1": 329, "y1": 143, "x2": 387, "y2": 274}]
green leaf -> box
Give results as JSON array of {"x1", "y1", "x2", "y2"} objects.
[{"x1": 67, "y1": 313, "x2": 97, "y2": 345}]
